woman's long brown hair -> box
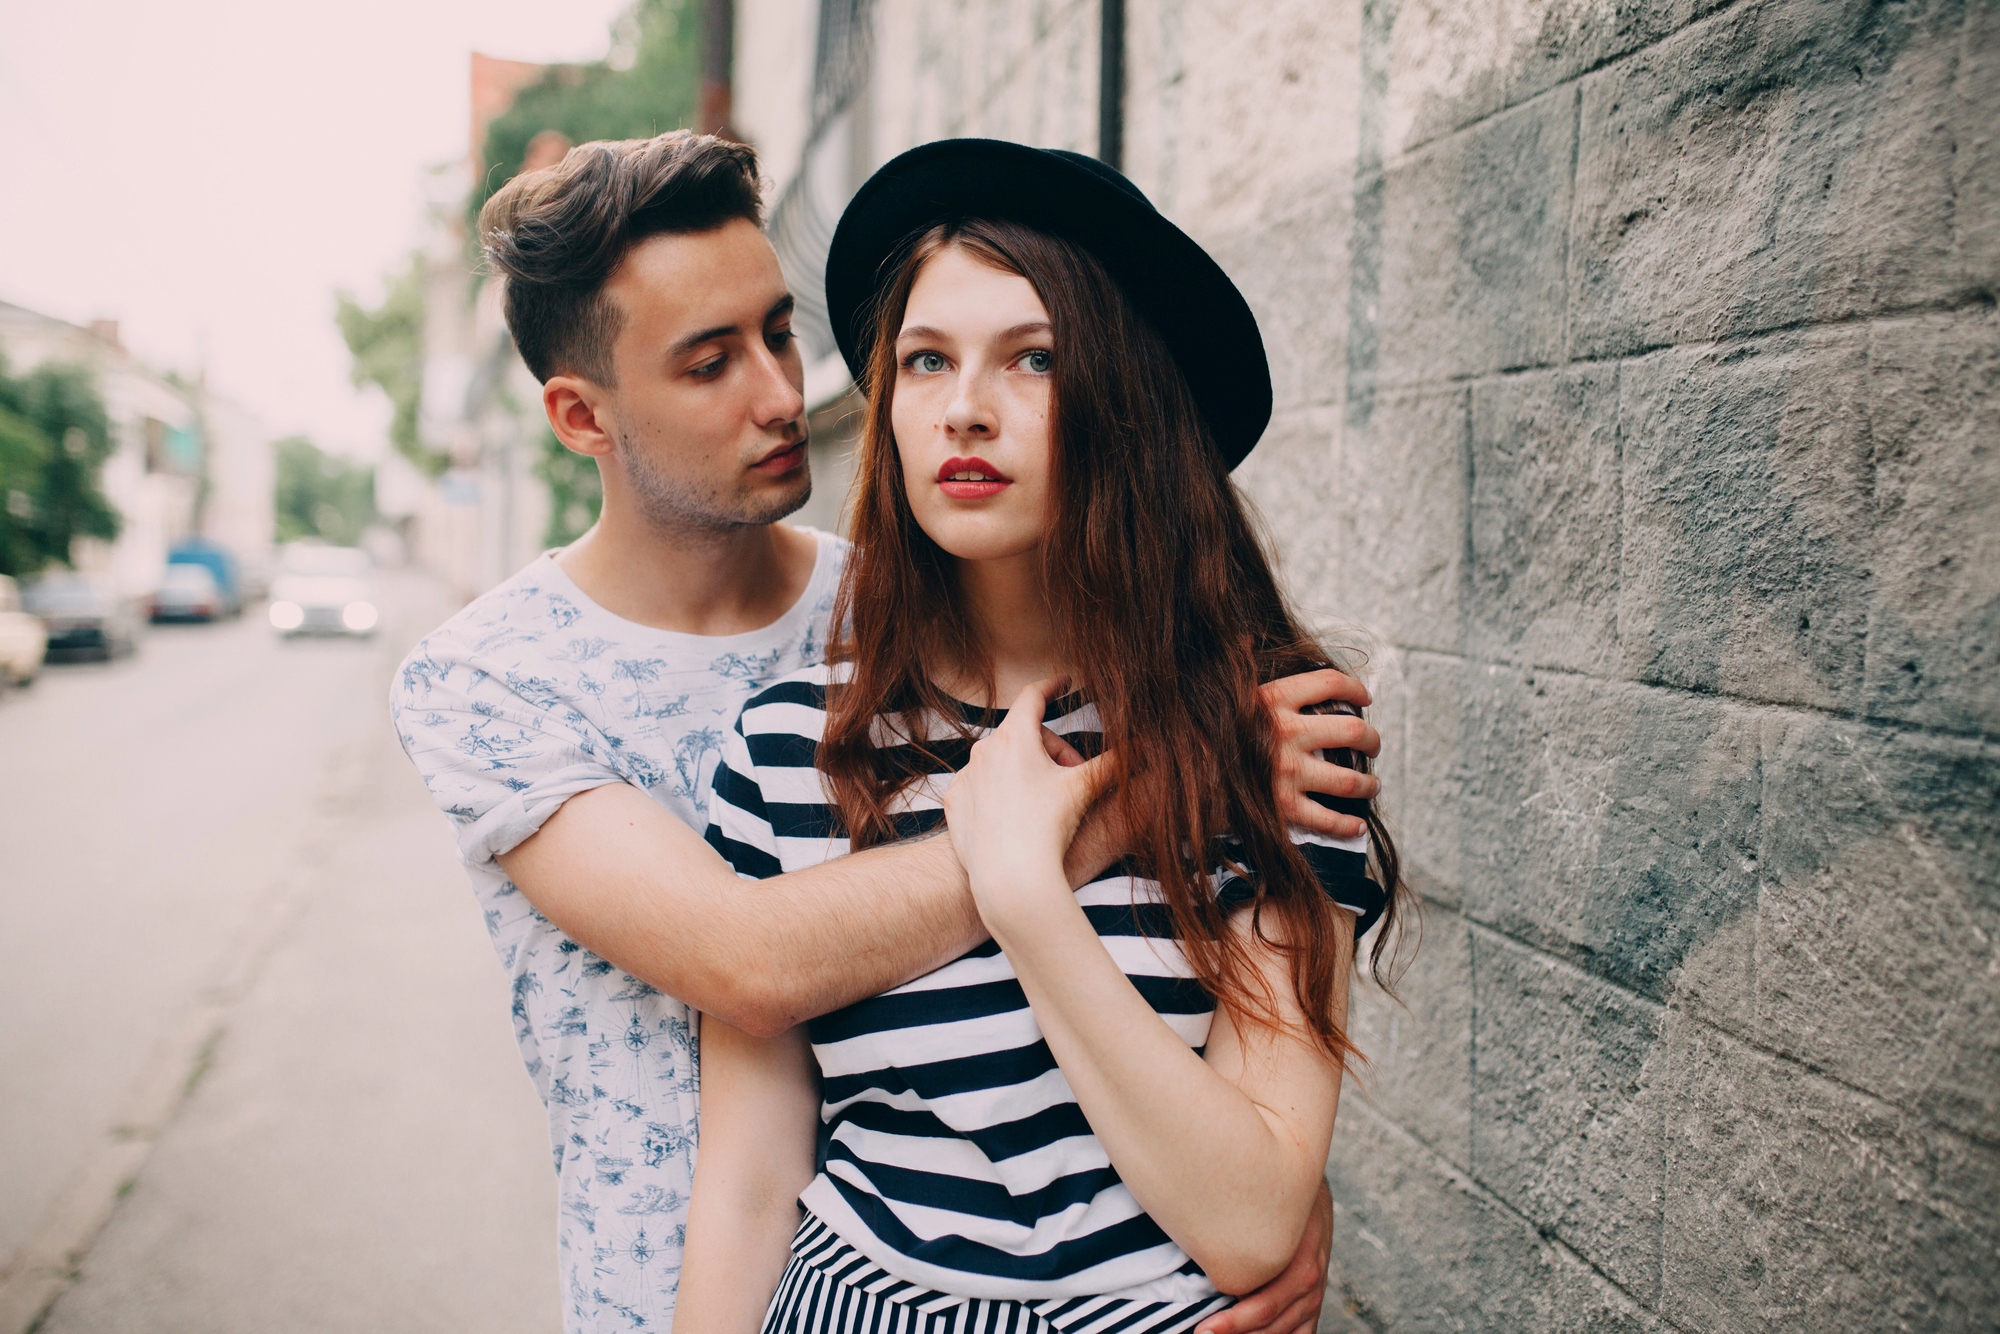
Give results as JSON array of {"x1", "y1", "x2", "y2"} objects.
[{"x1": 820, "y1": 218, "x2": 1407, "y2": 1063}]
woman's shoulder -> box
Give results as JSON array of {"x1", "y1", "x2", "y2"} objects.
[{"x1": 734, "y1": 661, "x2": 850, "y2": 723}]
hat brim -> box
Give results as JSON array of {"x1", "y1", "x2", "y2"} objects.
[{"x1": 824, "y1": 138, "x2": 1272, "y2": 470}]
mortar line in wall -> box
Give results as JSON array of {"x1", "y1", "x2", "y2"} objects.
[
  {"x1": 1369, "y1": 292, "x2": 1997, "y2": 398},
  {"x1": 1343, "y1": 1098, "x2": 1691, "y2": 1331},
  {"x1": 1402, "y1": 644, "x2": 1999, "y2": 748},
  {"x1": 1390, "y1": 0, "x2": 1752, "y2": 162},
  {"x1": 1442, "y1": 914, "x2": 2000, "y2": 1154},
  {"x1": 1561, "y1": 82, "x2": 1581, "y2": 362}
]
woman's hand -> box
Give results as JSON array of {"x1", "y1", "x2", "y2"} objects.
[{"x1": 941, "y1": 677, "x2": 1112, "y2": 930}]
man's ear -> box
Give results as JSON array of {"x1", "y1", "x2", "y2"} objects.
[{"x1": 545, "y1": 375, "x2": 616, "y2": 458}]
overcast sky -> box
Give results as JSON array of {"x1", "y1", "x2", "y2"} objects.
[{"x1": 0, "y1": 0, "x2": 631, "y2": 458}]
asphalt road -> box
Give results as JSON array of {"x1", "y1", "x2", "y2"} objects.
[{"x1": 0, "y1": 572, "x2": 559, "y2": 1333}]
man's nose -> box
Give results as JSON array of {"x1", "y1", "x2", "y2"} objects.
[{"x1": 748, "y1": 339, "x2": 805, "y2": 430}]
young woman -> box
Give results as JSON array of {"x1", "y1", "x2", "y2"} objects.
[{"x1": 677, "y1": 141, "x2": 1404, "y2": 1332}]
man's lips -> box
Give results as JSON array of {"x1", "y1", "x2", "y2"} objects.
[
  {"x1": 936, "y1": 455, "x2": 1011, "y2": 499},
  {"x1": 752, "y1": 440, "x2": 807, "y2": 474}
]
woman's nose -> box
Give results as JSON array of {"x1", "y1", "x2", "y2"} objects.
[{"x1": 942, "y1": 372, "x2": 994, "y2": 437}]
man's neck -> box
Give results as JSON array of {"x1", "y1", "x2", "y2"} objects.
[{"x1": 554, "y1": 504, "x2": 819, "y2": 638}]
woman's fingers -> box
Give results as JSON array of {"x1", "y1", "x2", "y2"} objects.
[
  {"x1": 1258, "y1": 666, "x2": 1371, "y2": 713},
  {"x1": 1041, "y1": 726, "x2": 1086, "y2": 767}
]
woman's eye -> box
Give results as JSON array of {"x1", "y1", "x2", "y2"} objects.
[
  {"x1": 906, "y1": 351, "x2": 948, "y2": 374},
  {"x1": 1021, "y1": 349, "x2": 1053, "y2": 374}
]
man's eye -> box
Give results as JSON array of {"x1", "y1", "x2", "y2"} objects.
[
  {"x1": 905, "y1": 351, "x2": 948, "y2": 374},
  {"x1": 1021, "y1": 349, "x2": 1053, "y2": 374},
  {"x1": 769, "y1": 329, "x2": 795, "y2": 351},
  {"x1": 692, "y1": 356, "x2": 726, "y2": 378}
]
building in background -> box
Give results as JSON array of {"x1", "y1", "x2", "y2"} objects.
[
  {"x1": 0, "y1": 300, "x2": 275, "y2": 597},
  {"x1": 730, "y1": 2, "x2": 2000, "y2": 1331}
]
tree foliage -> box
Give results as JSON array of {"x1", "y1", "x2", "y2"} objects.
[
  {"x1": 537, "y1": 426, "x2": 604, "y2": 548},
  {"x1": 471, "y1": 0, "x2": 702, "y2": 232},
  {"x1": 0, "y1": 356, "x2": 118, "y2": 577},
  {"x1": 275, "y1": 436, "x2": 376, "y2": 547},
  {"x1": 336, "y1": 253, "x2": 444, "y2": 476}
]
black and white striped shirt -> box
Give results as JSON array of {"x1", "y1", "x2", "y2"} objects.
[{"x1": 704, "y1": 663, "x2": 1383, "y2": 1303}]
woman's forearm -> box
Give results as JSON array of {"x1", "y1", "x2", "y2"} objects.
[
  {"x1": 676, "y1": 1020, "x2": 820, "y2": 1332},
  {"x1": 986, "y1": 889, "x2": 1337, "y2": 1294}
]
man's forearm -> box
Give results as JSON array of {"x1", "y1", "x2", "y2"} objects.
[{"x1": 498, "y1": 783, "x2": 984, "y2": 1034}]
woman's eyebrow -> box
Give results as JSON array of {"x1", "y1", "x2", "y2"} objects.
[{"x1": 896, "y1": 321, "x2": 1052, "y2": 342}]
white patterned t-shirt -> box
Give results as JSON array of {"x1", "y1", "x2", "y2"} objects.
[{"x1": 389, "y1": 529, "x2": 844, "y2": 1334}]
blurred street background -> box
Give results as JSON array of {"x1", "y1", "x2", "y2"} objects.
[{"x1": 1, "y1": 1, "x2": 1994, "y2": 1332}]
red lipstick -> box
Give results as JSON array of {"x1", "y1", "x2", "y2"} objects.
[{"x1": 936, "y1": 455, "x2": 1011, "y2": 499}]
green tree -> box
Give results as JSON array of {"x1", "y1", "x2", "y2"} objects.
[
  {"x1": 336, "y1": 254, "x2": 444, "y2": 475},
  {"x1": 274, "y1": 436, "x2": 375, "y2": 547},
  {"x1": 536, "y1": 426, "x2": 603, "y2": 547},
  {"x1": 472, "y1": 0, "x2": 701, "y2": 230},
  {"x1": 0, "y1": 356, "x2": 118, "y2": 577}
]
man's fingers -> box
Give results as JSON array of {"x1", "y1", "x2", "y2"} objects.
[
  {"x1": 1285, "y1": 797, "x2": 1368, "y2": 841},
  {"x1": 1259, "y1": 667, "x2": 1372, "y2": 713},
  {"x1": 1282, "y1": 710, "x2": 1382, "y2": 759},
  {"x1": 1297, "y1": 755, "x2": 1381, "y2": 801}
]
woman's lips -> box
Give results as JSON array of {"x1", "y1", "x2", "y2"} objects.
[{"x1": 936, "y1": 455, "x2": 1011, "y2": 499}]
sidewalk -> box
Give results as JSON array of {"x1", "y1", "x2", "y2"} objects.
[{"x1": 24, "y1": 586, "x2": 559, "y2": 1333}]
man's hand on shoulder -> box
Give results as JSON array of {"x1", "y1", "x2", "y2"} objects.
[{"x1": 1261, "y1": 668, "x2": 1382, "y2": 840}]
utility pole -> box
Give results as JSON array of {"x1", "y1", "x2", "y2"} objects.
[
  {"x1": 1098, "y1": 0, "x2": 1124, "y2": 171},
  {"x1": 701, "y1": 0, "x2": 734, "y2": 137}
]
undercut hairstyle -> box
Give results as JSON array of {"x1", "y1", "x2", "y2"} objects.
[{"x1": 479, "y1": 130, "x2": 763, "y2": 385}]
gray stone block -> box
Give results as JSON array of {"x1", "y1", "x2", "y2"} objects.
[
  {"x1": 1210, "y1": 186, "x2": 1354, "y2": 416},
  {"x1": 1500, "y1": 0, "x2": 1734, "y2": 109},
  {"x1": 1661, "y1": 1016, "x2": 2000, "y2": 1334},
  {"x1": 1326, "y1": 1101, "x2": 1664, "y2": 1333},
  {"x1": 1956, "y1": 0, "x2": 2000, "y2": 289},
  {"x1": 1235, "y1": 407, "x2": 1344, "y2": 626},
  {"x1": 1570, "y1": 0, "x2": 1968, "y2": 360},
  {"x1": 1469, "y1": 928, "x2": 1666, "y2": 1303},
  {"x1": 1397, "y1": 651, "x2": 1476, "y2": 907},
  {"x1": 1468, "y1": 366, "x2": 1623, "y2": 676},
  {"x1": 1336, "y1": 386, "x2": 1469, "y2": 657},
  {"x1": 1861, "y1": 306, "x2": 2000, "y2": 737},
  {"x1": 1617, "y1": 330, "x2": 1873, "y2": 713},
  {"x1": 1755, "y1": 714, "x2": 2000, "y2": 1141},
  {"x1": 1374, "y1": 91, "x2": 1573, "y2": 386},
  {"x1": 1346, "y1": 910, "x2": 1473, "y2": 1168},
  {"x1": 1452, "y1": 668, "x2": 1764, "y2": 1023}
]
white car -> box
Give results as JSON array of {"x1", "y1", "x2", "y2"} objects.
[
  {"x1": 0, "y1": 574, "x2": 48, "y2": 684},
  {"x1": 268, "y1": 544, "x2": 379, "y2": 638}
]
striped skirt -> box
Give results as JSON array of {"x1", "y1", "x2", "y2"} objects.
[{"x1": 760, "y1": 1214, "x2": 1233, "y2": 1334}]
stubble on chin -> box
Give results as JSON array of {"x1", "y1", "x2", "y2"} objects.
[{"x1": 620, "y1": 432, "x2": 814, "y2": 533}]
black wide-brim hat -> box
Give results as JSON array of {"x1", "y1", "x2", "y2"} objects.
[{"x1": 824, "y1": 138, "x2": 1272, "y2": 470}]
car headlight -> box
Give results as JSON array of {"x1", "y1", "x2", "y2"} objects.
[
  {"x1": 342, "y1": 602, "x2": 379, "y2": 632},
  {"x1": 269, "y1": 601, "x2": 304, "y2": 630}
]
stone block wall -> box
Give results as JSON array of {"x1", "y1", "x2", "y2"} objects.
[{"x1": 844, "y1": 1, "x2": 1999, "y2": 1328}]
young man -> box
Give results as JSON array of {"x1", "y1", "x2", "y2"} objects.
[{"x1": 391, "y1": 132, "x2": 1384, "y2": 1334}]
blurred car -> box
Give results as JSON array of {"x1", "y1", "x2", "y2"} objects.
[
  {"x1": 22, "y1": 572, "x2": 140, "y2": 661},
  {"x1": 0, "y1": 574, "x2": 49, "y2": 685},
  {"x1": 268, "y1": 544, "x2": 378, "y2": 638},
  {"x1": 166, "y1": 539, "x2": 244, "y2": 617},
  {"x1": 149, "y1": 563, "x2": 224, "y2": 623}
]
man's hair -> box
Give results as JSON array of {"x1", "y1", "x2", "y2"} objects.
[{"x1": 480, "y1": 130, "x2": 763, "y2": 385}]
